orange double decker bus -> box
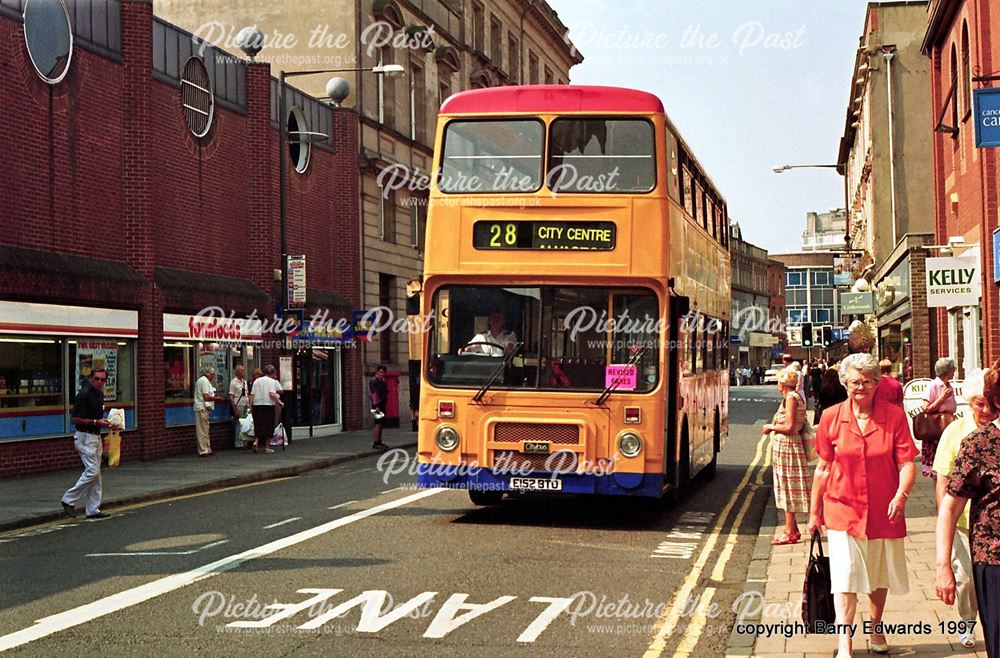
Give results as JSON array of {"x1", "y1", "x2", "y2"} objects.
[{"x1": 417, "y1": 85, "x2": 731, "y2": 504}]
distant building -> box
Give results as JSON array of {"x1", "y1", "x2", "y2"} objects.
[
  {"x1": 767, "y1": 259, "x2": 787, "y2": 360},
  {"x1": 729, "y1": 223, "x2": 777, "y2": 368},
  {"x1": 802, "y1": 209, "x2": 848, "y2": 252},
  {"x1": 770, "y1": 252, "x2": 840, "y2": 361}
]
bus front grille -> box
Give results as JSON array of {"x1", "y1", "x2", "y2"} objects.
[
  {"x1": 493, "y1": 450, "x2": 579, "y2": 473},
  {"x1": 493, "y1": 423, "x2": 579, "y2": 445}
]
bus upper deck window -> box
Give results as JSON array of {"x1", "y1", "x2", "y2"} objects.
[
  {"x1": 547, "y1": 119, "x2": 656, "y2": 194},
  {"x1": 439, "y1": 120, "x2": 545, "y2": 194}
]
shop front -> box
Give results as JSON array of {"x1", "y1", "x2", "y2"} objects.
[
  {"x1": 286, "y1": 321, "x2": 345, "y2": 436},
  {"x1": 162, "y1": 313, "x2": 262, "y2": 427},
  {"x1": 875, "y1": 253, "x2": 913, "y2": 379},
  {"x1": 0, "y1": 301, "x2": 138, "y2": 441}
]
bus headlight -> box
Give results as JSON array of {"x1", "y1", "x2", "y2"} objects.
[
  {"x1": 617, "y1": 432, "x2": 643, "y2": 458},
  {"x1": 435, "y1": 425, "x2": 460, "y2": 452}
]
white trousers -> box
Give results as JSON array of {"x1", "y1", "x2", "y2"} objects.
[
  {"x1": 954, "y1": 528, "x2": 978, "y2": 622},
  {"x1": 62, "y1": 432, "x2": 102, "y2": 516}
]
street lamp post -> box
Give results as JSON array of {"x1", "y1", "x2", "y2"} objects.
[{"x1": 772, "y1": 163, "x2": 839, "y2": 174}]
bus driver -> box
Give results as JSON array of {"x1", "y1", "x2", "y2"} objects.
[{"x1": 460, "y1": 310, "x2": 517, "y2": 357}]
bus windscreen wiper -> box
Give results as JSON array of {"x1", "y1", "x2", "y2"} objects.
[
  {"x1": 473, "y1": 342, "x2": 523, "y2": 402},
  {"x1": 595, "y1": 347, "x2": 649, "y2": 406}
]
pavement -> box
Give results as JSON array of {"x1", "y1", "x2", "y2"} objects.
[
  {"x1": 0, "y1": 427, "x2": 416, "y2": 533},
  {"x1": 728, "y1": 445, "x2": 990, "y2": 657}
]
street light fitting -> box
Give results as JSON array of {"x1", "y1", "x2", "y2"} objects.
[
  {"x1": 236, "y1": 26, "x2": 264, "y2": 61},
  {"x1": 772, "y1": 163, "x2": 839, "y2": 174},
  {"x1": 372, "y1": 63, "x2": 405, "y2": 78}
]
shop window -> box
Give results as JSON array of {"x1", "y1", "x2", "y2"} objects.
[
  {"x1": 0, "y1": 337, "x2": 64, "y2": 439},
  {"x1": 69, "y1": 339, "x2": 137, "y2": 429},
  {"x1": 164, "y1": 342, "x2": 194, "y2": 426}
]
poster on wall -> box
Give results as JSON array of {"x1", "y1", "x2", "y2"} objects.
[
  {"x1": 279, "y1": 356, "x2": 294, "y2": 391},
  {"x1": 76, "y1": 341, "x2": 119, "y2": 401}
]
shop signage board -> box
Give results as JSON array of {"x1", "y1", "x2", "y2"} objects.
[
  {"x1": 163, "y1": 314, "x2": 263, "y2": 343},
  {"x1": 973, "y1": 87, "x2": 1000, "y2": 148},
  {"x1": 925, "y1": 256, "x2": 980, "y2": 308},
  {"x1": 287, "y1": 255, "x2": 307, "y2": 307},
  {"x1": 840, "y1": 292, "x2": 875, "y2": 315},
  {"x1": 0, "y1": 301, "x2": 137, "y2": 338}
]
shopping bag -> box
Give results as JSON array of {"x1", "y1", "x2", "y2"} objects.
[
  {"x1": 106, "y1": 430, "x2": 122, "y2": 468},
  {"x1": 912, "y1": 411, "x2": 951, "y2": 443},
  {"x1": 270, "y1": 422, "x2": 287, "y2": 447},
  {"x1": 802, "y1": 531, "x2": 836, "y2": 633},
  {"x1": 240, "y1": 413, "x2": 254, "y2": 436}
]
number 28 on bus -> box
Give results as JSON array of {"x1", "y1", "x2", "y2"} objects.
[{"x1": 417, "y1": 85, "x2": 732, "y2": 506}]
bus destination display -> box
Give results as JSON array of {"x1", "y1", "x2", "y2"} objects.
[{"x1": 473, "y1": 221, "x2": 616, "y2": 251}]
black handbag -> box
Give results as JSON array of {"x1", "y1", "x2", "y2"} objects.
[{"x1": 802, "y1": 531, "x2": 836, "y2": 633}]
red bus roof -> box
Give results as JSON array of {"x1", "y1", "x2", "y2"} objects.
[{"x1": 439, "y1": 85, "x2": 665, "y2": 115}]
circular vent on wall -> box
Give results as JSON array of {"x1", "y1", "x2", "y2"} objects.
[
  {"x1": 181, "y1": 57, "x2": 214, "y2": 138},
  {"x1": 23, "y1": 0, "x2": 73, "y2": 84}
]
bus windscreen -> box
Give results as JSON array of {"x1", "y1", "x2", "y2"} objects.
[{"x1": 547, "y1": 119, "x2": 655, "y2": 193}]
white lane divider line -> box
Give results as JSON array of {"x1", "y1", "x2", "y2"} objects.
[
  {"x1": 380, "y1": 487, "x2": 401, "y2": 494},
  {"x1": 87, "y1": 539, "x2": 230, "y2": 558},
  {"x1": 263, "y1": 517, "x2": 302, "y2": 530},
  {"x1": 643, "y1": 432, "x2": 768, "y2": 658},
  {"x1": 328, "y1": 500, "x2": 358, "y2": 510},
  {"x1": 0, "y1": 488, "x2": 443, "y2": 652}
]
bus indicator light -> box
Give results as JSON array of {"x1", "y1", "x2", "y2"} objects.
[
  {"x1": 624, "y1": 406, "x2": 642, "y2": 424},
  {"x1": 438, "y1": 400, "x2": 456, "y2": 418}
]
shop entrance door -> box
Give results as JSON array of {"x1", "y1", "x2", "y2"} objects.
[{"x1": 299, "y1": 347, "x2": 342, "y2": 434}]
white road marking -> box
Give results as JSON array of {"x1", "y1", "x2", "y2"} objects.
[
  {"x1": 0, "y1": 488, "x2": 442, "y2": 652},
  {"x1": 380, "y1": 487, "x2": 401, "y2": 494},
  {"x1": 87, "y1": 539, "x2": 229, "y2": 557},
  {"x1": 643, "y1": 432, "x2": 768, "y2": 658},
  {"x1": 263, "y1": 517, "x2": 302, "y2": 530},
  {"x1": 328, "y1": 500, "x2": 358, "y2": 510}
]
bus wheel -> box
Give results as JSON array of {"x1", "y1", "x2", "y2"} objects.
[
  {"x1": 702, "y1": 451, "x2": 717, "y2": 480},
  {"x1": 469, "y1": 489, "x2": 503, "y2": 506}
]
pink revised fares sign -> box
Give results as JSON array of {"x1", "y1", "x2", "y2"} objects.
[{"x1": 605, "y1": 365, "x2": 637, "y2": 390}]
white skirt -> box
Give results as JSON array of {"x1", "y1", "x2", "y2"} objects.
[{"x1": 827, "y1": 530, "x2": 909, "y2": 595}]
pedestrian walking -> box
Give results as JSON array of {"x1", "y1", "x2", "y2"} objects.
[
  {"x1": 932, "y1": 368, "x2": 995, "y2": 650},
  {"x1": 921, "y1": 357, "x2": 958, "y2": 478},
  {"x1": 808, "y1": 352, "x2": 918, "y2": 658},
  {"x1": 194, "y1": 367, "x2": 224, "y2": 457},
  {"x1": 370, "y1": 365, "x2": 390, "y2": 451},
  {"x1": 761, "y1": 366, "x2": 810, "y2": 545},
  {"x1": 61, "y1": 369, "x2": 115, "y2": 520},
  {"x1": 250, "y1": 364, "x2": 283, "y2": 454},
  {"x1": 815, "y1": 368, "x2": 848, "y2": 421},
  {"x1": 936, "y1": 361, "x2": 1000, "y2": 658},
  {"x1": 228, "y1": 365, "x2": 249, "y2": 448},
  {"x1": 874, "y1": 359, "x2": 903, "y2": 408}
]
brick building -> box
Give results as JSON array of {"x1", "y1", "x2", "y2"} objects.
[
  {"x1": 155, "y1": 0, "x2": 583, "y2": 427},
  {"x1": 0, "y1": 0, "x2": 362, "y2": 476},
  {"x1": 923, "y1": 0, "x2": 1000, "y2": 375}
]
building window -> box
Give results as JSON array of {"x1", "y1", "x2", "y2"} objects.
[
  {"x1": 410, "y1": 195, "x2": 428, "y2": 248},
  {"x1": 787, "y1": 308, "x2": 807, "y2": 325},
  {"x1": 410, "y1": 60, "x2": 426, "y2": 143},
  {"x1": 378, "y1": 45, "x2": 396, "y2": 127},
  {"x1": 472, "y1": 2, "x2": 485, "y2": 53},
  {"x1": 379, "y1": 274, "x2": 395, "y2": 363},
  {"x1": 23, "y1": 0, "x2": 73, "y2": 84},
  {"x1": 490, "y1": 15, "x2": 502, "y2": 66},
  {"x1": 950, "y1": 43, "x2": 959, "y2": 142},
  {"x1": 181, "y1": 57, "x2": 213, "y2": 138},
  {"x1": 528, "y1": 50, "x2": 539, "y2": 84},
  {"x1": 813, "y1": 308, "x2": 833, "y2": 324},
  {"x1": 379, "y1": 186, "x2": 397, "y2": 242},
  {"x1": 786, "y1": 271, "x2": 804, "y2": 287},
  {"x1": 508, "y1": 34, "x2": 519, "y2": 82},
  {"x1": 438, "y1": 72, "x2": 452, "y2": 109},
  {"x1": 961, "y1": 22, "x2": 971, "y2": 118},
  {"x1": 544, "y1": 66, "x2": 553, "y2": 84},
  {"x1": 811, "y1": 270, "x2": 831, "y2": 287}
]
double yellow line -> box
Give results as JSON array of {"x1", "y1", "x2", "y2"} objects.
[{"x1": 644, "y1": 432, "x2": 770, "y2": 658}]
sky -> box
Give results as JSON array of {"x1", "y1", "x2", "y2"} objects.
[{"x1": 550, "y1": 0, "x2": 874, "y2": 255}]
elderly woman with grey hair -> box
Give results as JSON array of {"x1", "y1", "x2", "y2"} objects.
[
  {"x1": 921, "y1": 357, "x2": 958, "y2": 477},
  {"x1": 808, "y1": 353, "x2": 918, "y2": 658},
  {"x1": 762, "y1": 366, "x2": 810, "y2": 545},
  {"x1": 932, "y1": 368, "x2": 996, "y2": 649}
]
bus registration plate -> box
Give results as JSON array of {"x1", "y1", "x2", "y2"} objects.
[{"x1": 510, "y1": 477, "x2": 562, "y2": 491}]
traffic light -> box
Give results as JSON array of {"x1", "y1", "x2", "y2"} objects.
[
  {"x1": 822, "y1": 325, "x2": 833, "y2": 348},
  {"x1": 801, "y1": 322, "x2": 813, "y2": 347}
]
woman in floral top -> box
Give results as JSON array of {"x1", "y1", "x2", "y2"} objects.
[{"x1": 936, "y1": 360, "x2": 1000, "y2": 658}]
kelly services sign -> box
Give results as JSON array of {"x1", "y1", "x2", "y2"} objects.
[{"x1": 925, "y1": 256, "x2": 980, "y2": 308}]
